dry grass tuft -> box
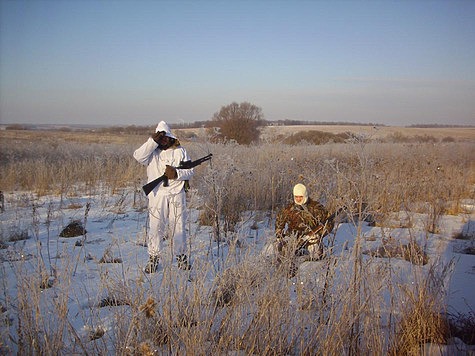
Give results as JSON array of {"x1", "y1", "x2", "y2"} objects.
[
  {"x1": 140, "y1": 297, "x2": 157, "y2": 319},
  {"x1": 392, "y1": 309, "x2": 449, "y2": 355},
  {"x1": 364, "y1": 237, "x2": 429, "y2": 265}
]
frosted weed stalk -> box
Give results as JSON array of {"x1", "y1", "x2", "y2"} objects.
[{"x1": 6, "y1": 199, "x2": 76, "y2": 354}]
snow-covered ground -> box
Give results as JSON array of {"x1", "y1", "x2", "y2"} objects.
[{"x1": 1, "y1": 190, "x2": 474, "y2": 353}]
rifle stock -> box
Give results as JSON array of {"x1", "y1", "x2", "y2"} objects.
[
  {"x1": 142, "y1": 153, "x2": 212, "y2": 195},
  {"x1": 142, "y1": 175, "x2": 167, "y2": 195}
]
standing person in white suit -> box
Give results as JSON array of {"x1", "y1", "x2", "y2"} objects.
[{"x1": 133, "y1": 121, "x2": 194, "y2": 273}]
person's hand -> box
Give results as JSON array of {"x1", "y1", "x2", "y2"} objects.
[
  {"x1": 165, "y1": 165, "x2": 177, "y2": 179},
  {"x1": 152, "y1": 131, "x2": 166, "y2": 144}
]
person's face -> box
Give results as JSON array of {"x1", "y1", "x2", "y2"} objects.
[
  {"x1": 157, "y1": 135, "x2": 173, "y2": 149},
  {"x1": 294, "y1": 195, "x2": 304, "y2": 204}
]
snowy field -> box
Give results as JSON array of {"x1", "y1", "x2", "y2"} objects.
[{"x1": 1, "y1": 189, "x2": 474, "y2": 354}]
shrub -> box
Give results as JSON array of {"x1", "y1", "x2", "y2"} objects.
[
  {"x1": 210, "y1": 102, "x2": 264, "y2": 144},
  {"x1": 282, "y1": 130, "x2": 349, "y2": 145}
]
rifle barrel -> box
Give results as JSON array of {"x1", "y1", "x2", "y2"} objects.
[{"x1": 142, "y1": 153, "x2": 212, "y2": 195}]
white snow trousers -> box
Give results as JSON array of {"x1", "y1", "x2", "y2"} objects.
[{"x1": 147, "y1": 189, "x2": 187, "y2": 258}]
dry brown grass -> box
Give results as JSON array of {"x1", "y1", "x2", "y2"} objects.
[
  {"x1": 261, "y1": 124, "x2": 475, "y2": 142},
  {"x1": 1, "y1": 126, "x2": 474, "y2": 354},
  {"x1": 0, "y1": 128, "x2": 144, "y2": 145},
  {"x1": 1, "y1": 127, "x2": 474, "y2": 230}
]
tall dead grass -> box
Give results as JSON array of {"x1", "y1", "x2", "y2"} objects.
[
  {"x1": 0, "y1": 132, "x2": 142, "y2": 195},
  {"x1": 1, "y1": 129, "x2": 474, "y2": 354}
]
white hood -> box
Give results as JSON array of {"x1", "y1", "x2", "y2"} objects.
[
  {"x1": 293, "y1": 183, "x2": 308, "y2": 205},
  {"x1": 155, "y1": 121, "x2": 177, "y2": 139}
]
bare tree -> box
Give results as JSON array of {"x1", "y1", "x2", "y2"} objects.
[{"x1": 211, "y1": 102, "x2": 264, "y2": 144}]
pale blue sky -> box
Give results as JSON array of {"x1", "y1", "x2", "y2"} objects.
[{"x1": 1, "y1": 0, "x2": 474, "y2": 126}]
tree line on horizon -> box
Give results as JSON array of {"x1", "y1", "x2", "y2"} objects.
[{"x1": 3, "y1": 101, "x2": 473, "y2": 145}]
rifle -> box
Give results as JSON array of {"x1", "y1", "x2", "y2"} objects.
[
  {"x1": 297, "y1": 208, "x2": 343, "y2": 249},
  {"x1": 142, "y1": 153, "x2": 212, "y2": 195}
]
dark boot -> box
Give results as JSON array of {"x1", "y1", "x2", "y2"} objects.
[
  {"x1": 144, "y1": 255, "x2": 159, "y2": 274},
  {"x1": 176, "y1": 254, "x2": 192, "y2": 270}
]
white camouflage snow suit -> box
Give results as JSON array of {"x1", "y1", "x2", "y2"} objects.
[{"x1": 133, "y1": 122, "x2": 194, "y2": 259}]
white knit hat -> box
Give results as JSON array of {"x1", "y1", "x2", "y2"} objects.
[
  {"x1": 155, "y1": 121, "x2": 177, "y2": 139},
  {"x1": 293, "y1": 183, "x2": 308, "y2": 205}
]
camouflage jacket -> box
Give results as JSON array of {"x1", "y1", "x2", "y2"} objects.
[{"x1": 275, "y1": 198, "x2": 334, "y2": 246}]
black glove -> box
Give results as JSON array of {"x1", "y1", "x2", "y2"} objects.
[
  {"x1": 164, "y1": 165, "x2": 177, "y2": 179},
  {"x1": 152, "y1": 131, "x2": 166, "y2": 144}
]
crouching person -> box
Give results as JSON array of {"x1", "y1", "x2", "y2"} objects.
[{"x1": 275, "y1": 184, "x2": 334, "y2": 277}]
